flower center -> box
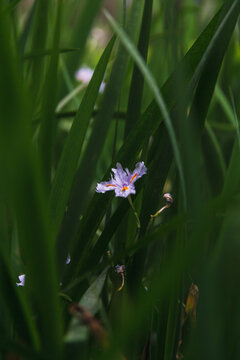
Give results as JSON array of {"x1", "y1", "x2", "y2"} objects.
[{"x1": 122, "y1": 186, "x2": 129, "y2": 191}]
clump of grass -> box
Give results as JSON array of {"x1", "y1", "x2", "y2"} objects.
[{"x1": 1, "y1": 0, "x2": 240, "y2": 359}]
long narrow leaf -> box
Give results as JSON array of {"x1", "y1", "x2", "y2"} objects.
[
  {"x1": 60, "y1": 0, "x2": 145, "y2": 286},
  {"x1": 124, "y1": 0, "x2": 153, "y2": 137},
  {"x1": 0, "y1": 4, "x2": 63, "y2": 356},
  {"x1": 50, "y1": 36, "x2": 115, "y2": 241},
  {"x1": 38, "y1": 0, "x2": 62, "y2": 190},
  {"x1": 104, "y1": 10, "x2": 187, "y2": 209}
]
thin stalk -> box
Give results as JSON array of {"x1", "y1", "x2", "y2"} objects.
[
  {"x1": 148, "y1": 193, "x2": 173, "y2": 230},
  {"x1": 128, "y1": 195, "x2": 141, "y2": 230},
  {"x1": 56, "y1": 83, "x2": 87, "y2": 112},
  {"x1": 150, "y1": 203, "x2": 171, "y2": 219}
]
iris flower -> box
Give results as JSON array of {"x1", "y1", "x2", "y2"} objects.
[{"x1": 96, "y1": 162, "x2": 147, "y2": 198}]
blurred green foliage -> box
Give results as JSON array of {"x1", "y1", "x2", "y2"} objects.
[{"x1": 0, "y1": 0, "x2": 240, "y2": 359}]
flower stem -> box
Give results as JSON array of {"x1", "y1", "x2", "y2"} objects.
[
  {"x1": 150, "y1": 193, "x2": 173, "y2": 220},
  {"x1": 150, "y1": 204, "x2": 170, "y2": 219},
  {"x1": 148, "y1": 193, "x2": 174, "y2": 231},
  {"x1": 117, "y1": 272, "x2": 125, "y2": 292},
  {"x1": 128, "y1": 195, "x2": 141, "y2": 230}
]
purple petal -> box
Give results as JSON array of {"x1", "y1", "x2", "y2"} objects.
[
  {"x1": 114, "y1": 184, "x2": 136, "y2": 198},
  {"x1": 115, "y1": 264, "x2": 126, "y2": 273},
  {"x1": 75, "y1": 67, "x2": 105, "y2": 94},
  {"x1": 115, "y1": 264, "x2": 120, "y2": 272},
  {"x1": 75, "y1": 67, "x2": 93, "y2": 83},
  {"x1": 66, "y1": 254, "x2": 71, "y2": 264},
  {"x1": 111, "y1": 163, "x2": 128, "y2": 187},
  {"x1": 16, "y1": 274, "x2": 25, "y2": 287},
  {"x1": 129, "y1": 161, "x2": 147, "y2": 183},
  {"x1": 96, "y1": 180, "x2": 118, "y2": 193},
  {"x1": 125, "y1": 168, "x2": 131, "y2": 177}
]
